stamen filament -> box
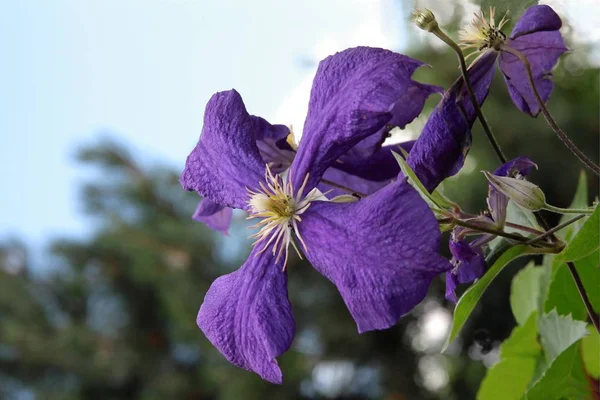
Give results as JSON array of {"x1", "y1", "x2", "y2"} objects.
[{"x1": 246, "y1": 164, "x2": 321, "y2": 269}]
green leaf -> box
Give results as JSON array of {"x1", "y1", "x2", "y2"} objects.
[
  {"x1": 524, "y1": 312, "x2": 590, "y2": 400},
  {"x1": 524, "y1": 342, "x2": 590, "y2": 400},
  {"x1": 557, "y1": 170, "x2": 588, "y2": 241},
  {"x1": 478, "y1": 358, "x2": 537, "y2": 400},
  {"x1": 555, "y1": 204, "x2": 599, "y2": 262},
  {"x1": 581, "y1": 325, "x2": 599, "y2": 379},
  {"x1": 478, "y1": 315, "x2": 540, "y2": 400},
  {"x1": 430, "y1": 186, "x2": 460, "y2": 212},
  {"x1": 509, "y1": 262, "x2": 547, "y2": 325},
  {"x1": 499, "y1": 313, "x2": 541, "y2": 359},
  {"x1": 544, "y1": 250, "x2": 600, "y2": 320},
  {"x1": 443, "y1": 245, "x2": 535, "y2": 352},
  {"x1": 538, "y1": 310, "x2": 588, "y2": 363}
]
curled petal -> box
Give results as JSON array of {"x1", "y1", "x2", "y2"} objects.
[
  {"x1": 253, "y1": 118, "x2": 295, "y2": 173},
  {"x1": 500, "y1": 32, "x2": 567, "y2": 116},
  {"x1": 291, "y1": 47, "x2": 439, "y2": 192},
  {"x1": 510, "y1": 5, "x2": 562, "y2": 39},
  {"x1": 298, "y1": 179, "x2": 452, "y2": 333},
  {"x1": 193, "y1": 198, "x2": 233, "y2": 235},
  {"x1": 493, "y1": 156, "x2": 537, "y2": 177},
  {"x1": 451, "y1": 240, "x2": 485, "y2": 283},
  {"x1": 408, "y1": 51, "x2": 497, "y2": 191},
  {"x1": 197, "y1": 247, "x2": 295, "y2": 384},
  {"x1": 180, "y1": 90, "x2": 277, "y2": 209},
  {"x1": 445, "y1": 240, "x2": 485, "y2": 303}
]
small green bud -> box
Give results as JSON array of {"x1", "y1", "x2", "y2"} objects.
[
  {"x1": 483, "y1": 171, "x2": 547, "y2": 211},
  {"x1": 411, "y1": 9, "x2": 439, "y2": 32},
  {"x1": 330, "y1": 194, "x2": 359, "y2": 203}
]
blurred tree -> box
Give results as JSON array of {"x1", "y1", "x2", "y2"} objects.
[{"x1": 0, "y1": 141, "x2": 447, "y2": 399}]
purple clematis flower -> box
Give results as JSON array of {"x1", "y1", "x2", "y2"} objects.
[
  {"x1": 459, "y1": 5, "x2": 567, "y2": 116},
  {"x1": 444, "y1": 156, "x2": 537, "y2": 302},
  {"x1": 181, "y1": 47, "x2": 452, "y2": 383}
]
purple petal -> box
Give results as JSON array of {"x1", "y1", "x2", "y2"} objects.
[
  {"x1": 321, "y1": 141, "x2": 415, "y2": 197},
  {"x1": 197, "y1": 246, "x2": 295, "y2": 384},
  {"x1": 445, "y1": 240, "x2": 485, "y2": 303},
  {"x1": 451, "y1": 240, "x2": 485, "y2": 283},
  {"x1": 445, "y1": 272, "x2": 459, "y2": 303},
  {"x1": 291, "y1": 47, "x2": 439, "y2": 192},
  {"x1": 500, "y1": 32, "x2": 567, "y2": 116},
  {"x1": 493, "y1": 156, "x2": 537, "y2": 177},
  {"x1": 344, "y1": 86, "x2": 442, "y2": 160},
  {"x1": 298, "y1": 178, "x2": 452, "y2": 333},
  {"x1": 488, "y1": 157, "x2": 538, "y2": 226},
  {"x1": 408, "y1": 51, "x2": 497, "y2": 191},
  {"x1": 193, "y1": 198, "x2": 233, "y2": 235},
  {"x1": 253, "y1": 118, "x2": 295, "y2": 174},
  {"x1": 180, "y1": 90, "x2": 271, "y2": 209},
  {"x1": 510, "y1": 5, "x2": 562, "y2": 39}
]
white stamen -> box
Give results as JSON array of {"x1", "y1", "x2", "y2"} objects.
[
  {"x1": 459, "y1": 7, "x2": 509, "y2": 60},
  {"x1": 247, "y1": 165, "x2": 321, "y2": 270}
]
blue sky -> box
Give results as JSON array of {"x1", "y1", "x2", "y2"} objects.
[
  {"x1": 0, "y1": 0, "x2": 407, "y2": 247},
  {"x1": 1, "y1": 0, "x2": 596, "y2": 249}
]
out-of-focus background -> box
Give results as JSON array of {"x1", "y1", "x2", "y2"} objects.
[{"x1": 0, "y1": 0, "x2": 598, "y2": 399}]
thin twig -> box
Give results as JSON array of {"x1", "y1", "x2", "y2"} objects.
[
  {"x1": 453, "y1": 219, "x2": 554, "y2": 248},
  {"x1": 567, "y1": 261, "x2": 600, "y2": 334},
  {"x1": 500, "y1": 45, "x2": 600, "y2": 176},
  {"x1": 432, "y1": 28, "x2": 507, "y2": 164},
  {"x1": 524, "y1": 214, "x2": 585, "y2": 245},
  {"x1": 505, "y1": 222, "x2": 545, "y2": 236}
]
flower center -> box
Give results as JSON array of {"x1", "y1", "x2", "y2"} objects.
[
  {"x1": 247, "y1": 165, "x2": 320, "y2": 269},
  {"x1": 459, "y1": 7, "x2": 508, "y2": 56}
]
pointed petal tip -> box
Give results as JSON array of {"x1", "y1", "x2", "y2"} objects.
[
  {"x1": 356, "y1": 318, "x2": 396, "y2": 335},
  {"x1": 260, "y1": 362, "x2": 284, "y2": 385}
]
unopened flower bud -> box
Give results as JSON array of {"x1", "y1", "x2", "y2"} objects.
[
  {"x1": 411, "y1": 9, "x2": 439, "y2": 32},
  {"x1": 331, "y1": 194, "x2": 359, "y2": 203},
  {"x1": 483, "y1": 171, "x2": 546, "y2": 211}
]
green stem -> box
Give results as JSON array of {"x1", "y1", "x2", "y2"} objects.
[
  {"x1": 544, "y1": 205, "x2": 594, "y2": 215},
  {"x1": 504, "y1": 222, "x2": 545, "y2": 236},
  {"x1": 499, "y1": 45, "x2": 600, "y2": 176},
  {"x1": 453, "y1": 219, "x2": 554, "y2": 248},
  {"x1": 432, "y1": 27, "x2": 507, "y2": 164}
]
